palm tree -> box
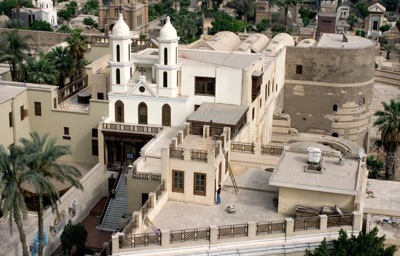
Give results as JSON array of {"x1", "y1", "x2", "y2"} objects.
[
  {"x1": 276, "y1": 0, "x2": 297, "y2": 28},
  {"x1": 26, "y1": 53, "x2": 58, "y2": 85},
  {"x1": 20, "y1": 132, "x2": 83, "y2": 256},
  {"x1": 65, "y1": 29, "x2": 88, "y2": 79},
  {"x1": 0, "y1": 145, "x2": 48, "y2": 256},
  {"x1": 48, "y1": 46, "x2": 74, "y2": 87},
  {"x1": 0, "y1": 31, "x2": 32, "y2": 81},
  {"x1": 373, "y1": 99, "x2": 400, "y2": 180}
]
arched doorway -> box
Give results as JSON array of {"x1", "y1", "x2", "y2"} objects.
[
  {"x1": 332, "y1": 132, "x2": 339, "y2": 138},
  {"x1": 162, "y1": 104, "x2": 171, "y2": 126}
]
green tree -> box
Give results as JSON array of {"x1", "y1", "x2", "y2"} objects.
[
  {"x1": 57, "y1": 24, "x2": 73, "y2": 33},
  {"x1": 58, "y1": 1, "x2": 77, "y2": 21},
  {"x1": 367, "y1": 155, "x2": 384, "y2": 179},
  {"x1": 29, "y1": 20, "x2": 52, "y2": 31},
  {"x1": 276, "y1": 0, "x2": 297, "y2": 27},
  {"x1": 226, "y1": 0, "x2": 255, "y2": 22},
  {"x1": 374, "y1": 100, "x2": 400, "y2": 180},
  {"x1": 347, "y1": 13, "x2": 357, "y2": 31},
  {"x1": 83, "y1": 17, "x2": 97, "y2": 27},
  {"x1": 65, "y1": 29, "x2": 88, "y2": 79},
  {"x1": 0, "y1": 145, "x2": 48, "y2": 256},
  {"x1": 26, "y1": 53, "x2": 58, "y2": 85},
  {"x1": 355, "y1": 2, "x2": 369, "y2": 19},
  {"x1": 61, "y1": 221, "x2": 88, "y2": 255},
  {"x1": 20, "y1": 132, "x2": 83, "y2": 256},
  {"x1": 48, "y1": 46, "x2": 74, "y2": 87},
  {"x1": 356, "y1": 29, "x2": 366, "y2": 37},
  {"x1": 81, "y1": 0, "x2": 98, "y2": 15},
  {"x1": 396, "y1": 19, "x2": 400, "y2": 31},
  {"x1": 0, "y1": 0, "x2": 33, "y2": 17},
  {"x1": 0, "y1": 31, "x2": 31, "y2": 81},
  {"x1": 170, "y1": 12, "x2": 201, "y2": 43},
  {"x1": 208, "y1": 12, "x2": 246, "y2": 35},
  {"x1": 306, "y1": 228, "x2": 397, "y2": 256},
  {"x1": 256, "y1": 18, "x2": 271, "y2": 32}
]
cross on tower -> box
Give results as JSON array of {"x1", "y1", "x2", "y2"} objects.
[{"x1": 138, "y1": 67, "x2": 146, "y2": 76}]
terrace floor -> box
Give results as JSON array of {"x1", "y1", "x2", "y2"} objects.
[{"x1": 147, "y1": 161, "x2": 285, "y2": 232}]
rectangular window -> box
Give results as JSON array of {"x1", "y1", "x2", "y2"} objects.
[
  {"x1": 251, "y1": 74, "x2": 262, "y2": 101},
  {"x1": 92, "y1": 139, "x2": 98, "y2": 156},
  {"x1": 97, "y1": 93, "x2": 104, "y2": 100},
  {"x1": 20, "y1": 105, "x2": 24, "y2": 120},
  {"x1": 92, "y1": 128, "x2": 98, "y2": 138},
  {"x1": 194, "y1": 173, "x2": 206, "y2": 196},
  {"x1": 372, "y1": 20, "x2": 378, "y2": 30},
  {"x1": 195, "y1": 77, "x2": 215, "y2": 96},
  {"x1": 296, "y1": 65, "x2": 303, "y2": 75},
  {"x1": 333, "y1": 104, "x2": 338, "y2": 112},
  {"x1": 172, "y1": 170, "x2": 184, "y2": 193},
  {"x1": 64, "y1": 127, "x2": 69, "y2": 135},
  {"x1": 34, "y1": 102, "x2": 41, "y2": 116},
  {"x1": 9, "y1": 112, "x2": 13, "y2": 127},
  {"x1": 53, "y1": 98, "x2": 57, "y2": 109}
]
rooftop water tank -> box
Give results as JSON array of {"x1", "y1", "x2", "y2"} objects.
[{"x1": 307, "y1": 147, "x2": 321, "y2": 163}]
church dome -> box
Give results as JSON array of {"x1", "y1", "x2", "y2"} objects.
[
  {"x1": 0, "y1": 13, "x2": 10, "y2": 27},
  {"x1": 112, "y1": 14, "x2": 130, "y2": 37},
  {"x1": 159, "y1": 16, "x2": 177, "y2": 40}
]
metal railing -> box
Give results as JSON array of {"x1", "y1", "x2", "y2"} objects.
[
  {"x1": 231, "y1": 142, "x2": 254, "y2": 153},
  {"x1": 294, "y1": 217, "x2": 320, "y2": 231},
  {"x1": 191, "y1": 149, "x2": 207, "y2": 162},
  {"x1": 170, "y1": 228, "x2": 210, "y2": 243},
  {"x1": 261, "y1": 145, "x2": 284, "y2": 156},
  {"x1": 256, "y1": 220, "x2": 286, "y2": 235},
  {"x1": 133, "y1": 172, "x2": 161, "y2": 181},
  {"x1": 119, "y1": 233, "x2": 161, "y2": 248},
  {"x1": 155, "y1": 180, "x2": 166, "y2": 201},
  {"x1": 102, "y1": 123, "x2": 162, "y2": 135},
  {"x1": 58, "y1": 74, "x2": 89, "y2": 103},
  {"x1": 218, "y1": 224, "x2": 248, "y2": 239},
  {"x1": 327, "y1": 214, "x2": 353, "y2": 227},
  {"x1": 170, "y1": 147, "x2": 184, "y2": 159}
]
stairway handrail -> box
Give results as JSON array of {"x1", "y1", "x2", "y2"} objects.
[{"x1": 98, "y1": 167, "x2": 124, "y2": 227}]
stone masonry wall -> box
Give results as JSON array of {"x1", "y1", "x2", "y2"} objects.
[{"x1": 284, "y1": 45, "x2": 375, "y2": 148}]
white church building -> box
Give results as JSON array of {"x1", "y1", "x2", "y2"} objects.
[
  {"x1": 99, "y1": 14, "x2": 292, "y2": 166},
  {"x1": 12, "y1": 0, "x2": 58, "y2": 27}
]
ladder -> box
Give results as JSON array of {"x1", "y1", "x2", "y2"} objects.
[{"x1": 224, "y1": 151, "x2": 239, "y2": 195}]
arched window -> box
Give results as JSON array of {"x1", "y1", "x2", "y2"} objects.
[
  {"x1": 175, "y1": 47, "x2": 178, "y2": 64},
  {"x1": 115, "y1": 100, "x2": 124, "y2": 122},
  {"x1": 128, "y1": 45, "x2": 130, "y2": 61},
  {"x1": 272, "y1": 79, "x2": 275, "y2": 92},
  {"x1": 116, "y1": 45, "x2": 120, "y2": 62},
  {"x1": 164, "y1": 48, "x2": 168, "y2": 65},
  {"x1": 116, "y1": 69, "x2": 120, "y2": 84},
  {"x1": 332, "y1": 132, "x2": 339, "y2": 138},
  {"x1": 163, "y1": 71, "x2": 168, "y2": 88},
  {"x1": 162, "y1": 104, "x2": 171, "y2": 126},
  {"x1": 138, "y1": 102, "x2": 148, "y2": 124},
  {"x1": 359, "y1": 97, "x2": 366, "y2": 105}
]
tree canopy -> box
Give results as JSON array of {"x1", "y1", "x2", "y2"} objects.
[
  {"x1": 306, "y1": 228, "x2": 397, "y2": 256},
  {"x1": 208, "y1": 12, "x2": 246, "y2": 35}
]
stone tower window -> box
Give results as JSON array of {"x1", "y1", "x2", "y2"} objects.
[
  {"x1": 296, "y1": 65, "x2": 303, "y2": 75},
  {"x1": 164, "y1": 48, "x2": 168, "y2": 65},
  {"x1": 163, "y1": 71, "x2": 168, "y2": 87},
  {"x1": 116, "y1": 69, "x2": 120, "y2": 84},
  {"x1": 333, "y1": 104, "x2": 338, "y2": 112},
  {"x1": 116, "y1": 45, "x2": 120, "y2": 62}
]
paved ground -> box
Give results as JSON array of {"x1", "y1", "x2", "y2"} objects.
[{"x1": 149, "y1": 164, "x2": 284, "y2": 232}]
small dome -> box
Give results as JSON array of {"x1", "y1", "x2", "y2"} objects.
[
  {"x1": 112, "y1": 14, "x2": 130, "y2": 37},
  {"x1": 0, "y1": 13, "x2": 10, "y2": 25},
  {"x1": 159, "y1": 16, "x2": 178, "y2": 40}
]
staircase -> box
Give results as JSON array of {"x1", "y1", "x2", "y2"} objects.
[{"x1": 98, "y1": 174, "x2": 128, "y2": 232}]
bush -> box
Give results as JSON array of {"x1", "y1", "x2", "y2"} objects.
[
  {"x1": 256, "y1": 18, "x2": 271, "y2": 32},
  {"x1": 356, "y1": 29, "x2": 366, "y2": 37},
  {"x1": 29, "y1": 20, "x2": 52, "y2": 31},
  {"x1": 379, "y1": 24, "x2": 391, "y2": 32},
  {"x1": 83, "y1": 17, "x2": 96, "y2": 26}
]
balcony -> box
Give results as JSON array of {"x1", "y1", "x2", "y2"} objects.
[{"x1": 102, "y1": 122, "x2": 163, "y2": 135}]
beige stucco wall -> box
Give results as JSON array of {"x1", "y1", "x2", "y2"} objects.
[
  {"x1": 0, "y1": 89, "x2": 31, "y2": 148},
  {"x1": 27, "y1": 87, "x2": 109, "y2": 165},
  {"x1": 278, "y1": 187, "x2": 354, "y2": 216},
  {"x1": 127, "y1": 179, "x2": 160, "y2": 213}
]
